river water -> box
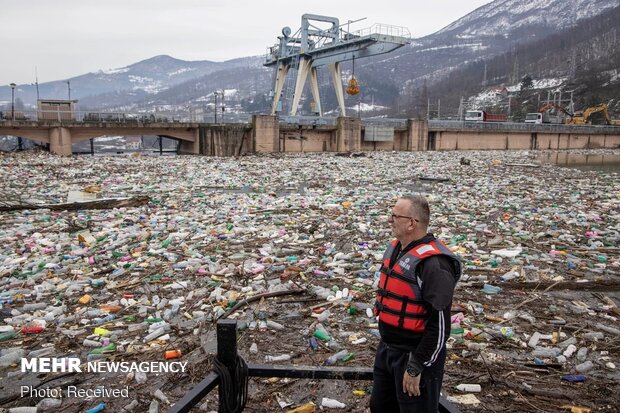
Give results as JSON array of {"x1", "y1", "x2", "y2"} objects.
[{"x1": 537, "y1": 152, "x2": 620, "y2": 172}]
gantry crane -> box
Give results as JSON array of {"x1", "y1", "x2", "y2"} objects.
[{"x1": 265, "y1": 14, "x2": 410, "y2": 117}]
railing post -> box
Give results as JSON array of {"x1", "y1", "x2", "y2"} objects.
[{"x1": 217, "y1": 319, "x2": 237, "y2": 413}]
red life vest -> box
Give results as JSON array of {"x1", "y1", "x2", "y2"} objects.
[{"x1": 374, "y1": 238, "x2": 461, "y2": 333}]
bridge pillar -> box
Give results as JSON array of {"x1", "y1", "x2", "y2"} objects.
[
  {"x1": 178, "y1": 129, "x2": 200, "y2": 154},
  {"x1": 253, "y1": 115, "x2": 279, "y2": 153},
  {"x1": 49, "y1": 127, "x2": 72, "y2": 156},
  {"x1": 336, "y1": 117, "x2": 361, "y2": 152},
  {"x1": 407, "y1": 119, "x2": 428, "y2": 151}
]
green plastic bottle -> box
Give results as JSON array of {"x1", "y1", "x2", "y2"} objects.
[
  {"x1": 0, "y1": 331, "x2": 17, "y2": 342},
  {"x1": 313, "y1": 330, "x2": 331, "y2": 341}
]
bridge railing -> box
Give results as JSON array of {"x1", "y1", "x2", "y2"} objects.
[
  {"x1": 0, "y1": 109, "x2": 256, "y2": 124},
  {"x1": 167, "y1": 319, "x2": 460, "y2": 413}
]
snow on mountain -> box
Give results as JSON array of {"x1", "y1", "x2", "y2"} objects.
[{"x1": 437, "y1": 0, "x2": 619, "y2": 38}]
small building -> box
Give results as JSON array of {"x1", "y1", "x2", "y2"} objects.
[
  {"x1": 487, "y1": 85, "x2": 508, "y2": 98},
  {"x1": 37, "y1": 99, "x2": 78, "y2": 121}
]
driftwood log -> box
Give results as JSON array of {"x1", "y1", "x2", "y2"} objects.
[{"x1": 0, "y1": 196, "x2": 150, "y2": 212}]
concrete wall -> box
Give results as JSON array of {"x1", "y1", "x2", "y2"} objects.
[
  {"x1": 253, "y1": 115, "x2": 279, "y2": 153},
  {"x1": 435, "y1": 131, "x2": 532, "y2": 150},
  {"x1": 536, "y1": 133, "x2": 620, "y2": 150},
  {"x1": 336, "y1": 117, "x2": 361, "y2": 152},
  {"x1": 2, "y1": 118, "x2": 620, "y2": 156},
  {"x1": 279, "y1": 129, "x2": 334, "y2": 152},
  {"x1": 201, "y1": 125, "x2": 252, "y2": 156}
]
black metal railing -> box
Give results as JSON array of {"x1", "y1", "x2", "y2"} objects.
[{"x1": 167, "y1": 320, "x2": 461, "y2": 413}]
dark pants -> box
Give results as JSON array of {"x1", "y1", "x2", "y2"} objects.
[{"x1": 369, "y1": 340, "x2": 446, "y2": 413}]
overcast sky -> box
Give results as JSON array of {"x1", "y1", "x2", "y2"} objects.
[{"x1": 1, "y1": 0, "x2": 490, "y2": 85}]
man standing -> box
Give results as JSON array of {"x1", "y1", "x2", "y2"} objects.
[{"x1": 369, "y1": 195, "x2": 461, "y2": 412}]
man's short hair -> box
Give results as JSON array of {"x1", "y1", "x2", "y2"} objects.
[{"x1": 401, "y1": 195, "x2": 430, "y2": 227}]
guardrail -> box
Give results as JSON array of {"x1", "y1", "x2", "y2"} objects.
[
  {"x1": 363, "y1": 118, "x2": 409, "y2": 129},
  {"x1": 352, "y1": 23, "x2": 412, "y2": 39},
  {"x1": 279, "y1": 115, "x2": 338, "y2": 126},
  {"x1": 0, "y1": 110, "x2": 253, "y2": 124},
  {"x1": 428, "y1": 119, "x2": 620, "y2": 134},
  {"x1": 167, "y1": 320, "x2": 460, "y2": 413}
]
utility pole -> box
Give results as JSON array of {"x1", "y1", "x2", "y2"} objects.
[
  {"x1": 508, "y1": 96, "x2": 512, "y2": 118},
  {"x1": 67, "y1": 80, "x2": 71, "y2": 100},
  {"x1": 214, "y1": 92, "x2": 218, "y2": 124},
  {"x1": 35, "y1": 67, "x2": 40, "y2": 100},
  {"x1": 221, "y1": 90, "x2": 225, "y2": 124},
  {"x1": 10, "y1": 83, "x2": 16, "y2": 121}
]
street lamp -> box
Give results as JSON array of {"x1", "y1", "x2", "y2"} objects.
[{"x1": 9, "y1": 83, "x2": 16, "y2": 120}]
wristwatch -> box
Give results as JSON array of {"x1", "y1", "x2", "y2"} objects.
[{"x1": 406, "y1": 367, "x2": 421, "y2": 377}]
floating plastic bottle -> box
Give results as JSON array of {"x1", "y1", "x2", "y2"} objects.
[
  {"x1": 320, "y1": 398, "x2": 345, "y2": 408},
  {"x1": 456, "y1": 384, "x2": 481, "y2": 392},
  {"x1": 325, "y1": 350, "x2": 348, "y2": 365},
  {"x1": 86, "y1": 403, "x2": 106, "y2": 413}
]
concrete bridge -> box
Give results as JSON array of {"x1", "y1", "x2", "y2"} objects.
[
  {"x1": 1, "y1": 115, "x2": 619, "y2": 156},
  {"x1": 0, "y1": 120, "x2": 200, "y2": 155}
]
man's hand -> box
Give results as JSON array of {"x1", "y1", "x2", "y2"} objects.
[{"x1": 403, "y1": 371, "x2": 421, "y2": 397}]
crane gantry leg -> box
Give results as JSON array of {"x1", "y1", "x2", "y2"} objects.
[
  {"x1": 271, "y1": 63, "x2": 290, "y2": 115},
  {"x1": 309, "y1": 67, "x2": 322, "y2": 116},
  {"x1": 290, "y1": 57, "x2": 312, "y2": 116},
  {"x1": 328, "y1": 62, "x2": 346, "y2": 117}
]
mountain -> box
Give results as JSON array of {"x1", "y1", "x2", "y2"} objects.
[
  {"x1": 418, "y1": 3, "x2": 620, "y2": 119},
  {"x1": 435, "y1": 0, "x2": 618, "y2": 39},
  {"x1": 0, "y1": 54, "x2": 260, "y2": 108},
  {"x1": 1, "y1": 0, "x2": 618, "y2": 119}
]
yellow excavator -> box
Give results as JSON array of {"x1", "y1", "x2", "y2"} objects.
[{"x1": 567, "y1": 103, "x2": 618, "y2": 125}]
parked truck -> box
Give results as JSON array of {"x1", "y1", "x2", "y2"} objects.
[
  {"x1": 525, "y1": 103, "x2": 571, "y2": 124},
  {"x1": 524, "y1": 112, "x2": 564, "y2": 124},
  {"x1": 465, "y1": 110, "x2": 507, "y2": 122}
]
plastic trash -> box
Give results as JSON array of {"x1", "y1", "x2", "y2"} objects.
[
  {"x1": 148, "y1": 400, "x2": 159, "y2": 413},
  {"x1": 164, "y1": 350, "x2": 182, "y2": 359},
  {"x1": 313, "y1": 329, "x2": 331, "y2": 341},
  {"x1": 575, "y1": 361, "x2": 594, "y2": 373},
  {"x1": 532, "y1": 348, "x2": 560, "y2": 358},
  {"x1": 320, "y1": 397, "x2": 346, "y2": 408},
  {"x1": 528, "y1": 332, "x2": 541, "y2": 348},
  {"x1": 577, "y1": 347, "x2": 588, "y2": 362},
  {"x1": 456, "y1": 384, "x2": 482, "y2": 392},
  {"x1": 562, "y1": 374, "x2": 587, "y2": 382},
  {"x1": 120, "y1": 400, "x2": 139, "y2": 412},
  {"x1": 2, "y1": 148, "x2": 619, "y2": 411},
  {"x1": 86, "y1": 403, "x2": 106, "y2": 413},
  {"x1": 286, "y1": 402, "x2": 316, "y2": 413},
  {"x1": 153, "y1": 388, "x2": 170, "y2": 404},
  {"x1": 37, "y1": 398, "x2": 63, "y2": 410},
  {"x1": 135, "y1": 371, "x2": 147, "y2": 384},
  {"x1": 325, "y1": 350, "x2": 348, "y2": 365},
  {"x1": 481, "y1": 284, "x2": 502, "y2": 295},
  {"x1": 563, "y1": 344, "x2": 577, "y2": 358},
  {"x1": 265, "y1": 354, "x2": 291, "y2": 362}
]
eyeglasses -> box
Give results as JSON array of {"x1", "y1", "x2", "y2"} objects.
[{"x1": 388, "y1": 213, "x2": 419, "y2": 222}]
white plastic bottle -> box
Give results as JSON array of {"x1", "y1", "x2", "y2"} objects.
[{"x1": 456, "y1": 383, "x2": 482, "y2": 392}]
